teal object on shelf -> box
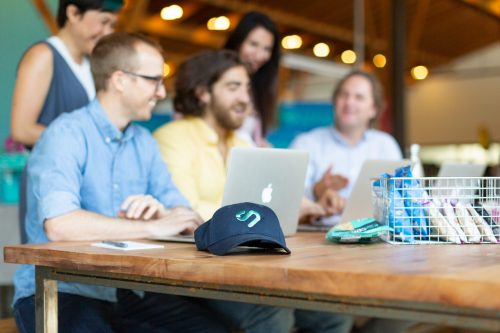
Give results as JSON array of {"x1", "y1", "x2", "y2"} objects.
[
  {"x1": 278, "y1": 101, "x2": 333, "y2": 129},
  {"x1": 268, "y1": 101, "x2": 334, "y2": 148},
  {"x1": 0, "y1": 153, "x2": 28, "y2": 204},
  {"x1": 134, "y1": 113, "x2": 173, "y2": 132}
]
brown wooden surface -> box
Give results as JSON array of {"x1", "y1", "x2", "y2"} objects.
[
  {"x1": 0, "y1": 318, "x2": 18, "y2": 333},
  {"x1": 4, "y1": 232, "x2": 500, "y2": 312}
]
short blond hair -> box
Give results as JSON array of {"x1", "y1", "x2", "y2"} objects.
[{"x1": 91, "y1": 32, "x2": 163, "y2": 92}]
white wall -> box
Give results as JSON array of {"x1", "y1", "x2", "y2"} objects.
[
  {"x1": 280, "y1": 53, "x2": 349, "y2": 101},
  {"x1": 0, "y1": 0, "x2": 58, "y2": 145},
  {"x1": 407, "y1": 43, "x2": 500, "y2": 145}
]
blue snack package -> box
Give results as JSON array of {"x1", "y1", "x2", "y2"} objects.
[
  {"x1": 394, "y1": 166, "x2": 430, "y2": 240},
  {"x1": 380, "y1": 173, "x2": 414, "y2": 242}
]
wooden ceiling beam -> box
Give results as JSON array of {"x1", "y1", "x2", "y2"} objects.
[
  {"x1": 196, "y1": 0, "x2": 450, "y2": 65},
  {"x1": 365, "y1": 0, "x2": 379, "y2": 45},
  {"x1": 407, "y1": 0, "x2": 430, "y2": 66},
  {"x1": 118, "y1": 0, "x2": 149, "y2": 32},
  {"x1": 141, "y1": 16, "x2": 225, "y2": 48},
  {"x1": 166, "y1": 2, "x2": 204, "y2": 24},
  {"x1": 458, "y1": 0, "x2": 500, "y2": 20},
  {"x1": 32, "y1": 0, "x2": 58, "y2": 34},
  {"x1": 197, "y1": 0, "x2": 357, "y2": 45}
]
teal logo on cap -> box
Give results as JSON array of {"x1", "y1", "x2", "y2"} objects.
[{"x1": 236, "y1": 210, "x2": 261, "y2": 228}]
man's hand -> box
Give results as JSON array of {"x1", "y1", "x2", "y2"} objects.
[
  {"x1": 299, "y1": 197, "x2": 326, "y2": 224},
  {"x1": 313, "y1": 166, "x2": 348, "y2": 199},
  {"x1": 119, "y1": 195, "x2": 167, "y2": 220},
  {"x1": 148, "y1": 207, "x2": 204, "y2": 237},
  {"x1": 318, "y1": 189, "x2": 346, "y2": 216}
]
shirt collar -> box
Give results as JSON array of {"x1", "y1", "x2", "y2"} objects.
[
  {"x1": 88, "y1": 99, "x2": 135, "y2": 144},
  {"x1": 189, "y1": 117, "x2": 238, "y2": 146},
  {"x1": 330, "y1": 126, "x2": 368, "y2": 147}
]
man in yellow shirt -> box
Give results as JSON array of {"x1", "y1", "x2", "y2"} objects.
[
  {"x1": 154, "y1": 50, "x2": 251, "y2": 221},
  {"x1": 154, "y1": 49, "x2": 352, "y2": 333},
  {"x1": 153, "y1": 51, "x2": 251, "y2": 221},
  {"x1": 153, "y1": 49, "x2": 293, "y2": 333}
]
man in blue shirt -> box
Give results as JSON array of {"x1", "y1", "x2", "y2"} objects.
[
  {"x1": 291, "y1": 70, "x2": 402, "y2": 225},
  {"x1": 290, "y1": 70, "x2": 403, "y2": 333},
  {"x1": 12, "y1": 32, "x2": 228, "y2": 333}
]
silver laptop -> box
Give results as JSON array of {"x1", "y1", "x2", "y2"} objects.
[
  {"x1": 437, "y1": 161, "x2": 486, "y2": 177},
  {"x1": 299, "y1": 159, "x2": 410, "y2": 231},
  {"x1": 339, "y1": 159, "x2": 411, "y2": 224},
  {"x1": 221, "y1": 147, "x2": 309, "y2": 236},
  {"x1": 156, "y1": 147, "x2": 308, "y2": 242},
  {"x1": 432, "y1": 162, "x2": 486, "y2": 199},
  {"x1": 153, "y1": 234, "x2": 197, "y2": 243}
]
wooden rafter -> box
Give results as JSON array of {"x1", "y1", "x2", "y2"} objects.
[
  {"x1": 32, "y1": 0, "x2": 58, "y2": 34},
  {"x1": 407, "y1": 0, "x2": 430, "y2": 66},
  {"x1": 365, "y1": 0, "x2": 379, "y2": 46},
  {"x1": 195, "y1": 0, "x2": 450, "y2": 65},
  {"x1": 118, "y1": 0, "x2": 149, "y2": 32},
  {"x1": 141, "y1": 16, "x2": 226, "y2": 48}
]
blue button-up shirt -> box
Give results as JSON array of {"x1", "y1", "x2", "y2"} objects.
[
  {"x1": 290, "y1": 126, "x2": 402, "y2": 224},
  {"x1": 13, "y1": 99, "x2": 189, "y2": 304}
]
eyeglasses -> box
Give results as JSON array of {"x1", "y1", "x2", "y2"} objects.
[{"x1": 122, "y1": 70, "x2": 165, "y2": 91}]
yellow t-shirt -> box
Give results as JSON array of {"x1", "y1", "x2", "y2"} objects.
[{"x1": 153, "y1": 117, "x2": 250, "y2": 221}]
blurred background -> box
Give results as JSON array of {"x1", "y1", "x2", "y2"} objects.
[{"x1": 0, "y1": 0, "x2": 499, "y2": 327}]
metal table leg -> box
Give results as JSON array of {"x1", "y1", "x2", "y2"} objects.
[{"x1": 35, "y1": 266, "x2": 58, "y2": 333}]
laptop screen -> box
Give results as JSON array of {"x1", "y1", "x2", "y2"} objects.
[{"x1": 222, "y1": 147, "x2": 309, "y2": 236}]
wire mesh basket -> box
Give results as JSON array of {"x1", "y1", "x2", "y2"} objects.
[{"x1": 372, "y1": 177, "x2": 500, "y2": 244}]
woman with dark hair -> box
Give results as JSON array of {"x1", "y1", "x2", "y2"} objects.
[
  {"x1": 11, "y1": 0, "x2": 123, "y2": 243},
  {"x1": 224, "y1": 11, "x2": 281, "y2": 146},
  {"x1": 11, "y1": 0, "x2": 122, "y2": 147}
]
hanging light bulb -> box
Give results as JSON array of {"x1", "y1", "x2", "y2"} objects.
[
  {"x1": 313, "y1": 43, "x2": 330, "y2": 57},
  {"x1": 373, "y1": 54, "x2": 386, "y2": 68},
  {"x1": 411, "y1": 65, "x2": 429, "y2": 80},
  {"x1": 341, "y1": 50, "x2": 356, "y2": 64},
  {"x1": 160, "y1": 4, "x2": 183, "y2": 21},
  {"x1": 281, "y1": 35, "x2": 302, "y2": 49},
  {"x1": 207, "y1": 16, "x2": 231, "y2": 30},
  {"x1": 163, "y1": 63, "x2": 172, "y2": 77}
]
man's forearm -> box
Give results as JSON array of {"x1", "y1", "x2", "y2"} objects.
[{"x1": 44, "y1": 210, "x2": 153, "y2": 241}]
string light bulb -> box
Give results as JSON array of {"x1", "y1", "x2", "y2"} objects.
[
  {"x1": 160, "y1": 4, "x2": 183, "y2": 20},
  {"x1": 411, "y1": 65, "x2": 429, "y2": 80},
  {"x1": 207, "y1": 16, "x2": 231, "y2": 30},
  {"x1": 313, "y1": 43, "x2": 330, "y2": 57},
  {"x1": 281, "y1": 35, "x2": 303, "y2": 49},
  {"x1": 163, "y1": 63, "x2": 172, "y2": 77},
  {"x1": 373, "y1": 54, "x2": 386, "y2": 68},
  {"x1": 341, "y1": 50, "x2": 356, "y2": 64}
]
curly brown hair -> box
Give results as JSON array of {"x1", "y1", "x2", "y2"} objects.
[{"x1": 174, "y1": 49, "x2": 248, "y2": 117}]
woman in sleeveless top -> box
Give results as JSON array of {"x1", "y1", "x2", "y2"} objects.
[
  {"x1": 11, "y1": 0, "x2": 122, "y2": 243},
  {"x1": 224, "y1": 11, "x2": 281, "y2": 147},
  {"x1": 11, "y1": 0, "x2": 121, "y2": 145}
]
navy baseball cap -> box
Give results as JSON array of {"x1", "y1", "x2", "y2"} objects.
[{"x1": 194, "y1": 202, "x2": 291, "y2": 256}]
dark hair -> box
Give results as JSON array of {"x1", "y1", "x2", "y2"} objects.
[
  {"x1": 57, "y1": 0, "x2": 122, "y2": 28},
  {"x1": 174, "y1": 50, "x2": 247, "y2": 117},
  {"x1": 224, "y1": 11, "x2": 281, "y2": 134},
  {"x1": 333, "y1": 70, "x2": 384, "y2": 115},
  {"x1": 91, "y1": 32, "x2": 163, "y2": 91}
]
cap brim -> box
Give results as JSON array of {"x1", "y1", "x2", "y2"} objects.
[{"x1": 208, "y1": 233, "x2": 291, "y2": 256}]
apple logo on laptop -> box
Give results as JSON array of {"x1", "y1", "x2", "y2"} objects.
[{"x1": 261, "y1": 183, "x2": 273, "y2": 203}]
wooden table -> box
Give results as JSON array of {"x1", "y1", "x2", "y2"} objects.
[{"x1": 4, "y1": 232, "x2": 500, "y2": 332}]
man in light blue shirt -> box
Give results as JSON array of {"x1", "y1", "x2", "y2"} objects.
[
  {"x1": 290, "y1": 72, "x2": 403, "y2": 333},
  {"x1": 291, "y1": 70, "x2": 402, "y2": 224},
  {"x1": 12, "y1": 32, "x2": 228, "y2": 333}
]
